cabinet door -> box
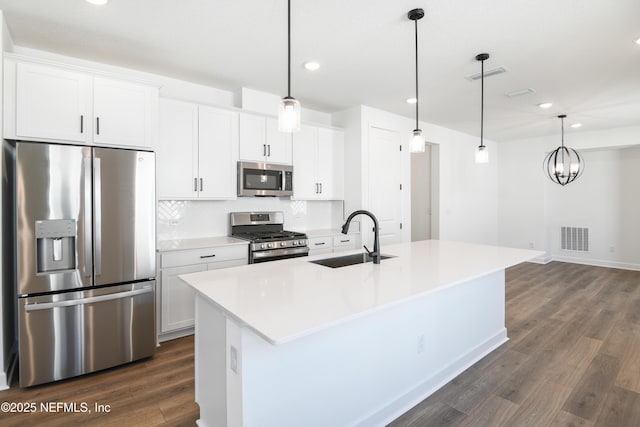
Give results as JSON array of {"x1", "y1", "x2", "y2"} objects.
[
  {"x1": 15, "y1": 62, "x2": 89, "y2": 142},
  {"x1": 292, "y1": 124, "x2": 319, "y2": 200},
  {"x1": 265, "y1": 117, "x2": 292, "y2": 164},
  {"x1": 157, "y1": 99, "x2": 199, "y2": 198},
  {"x1": 160, "y1": 264, "x2": 206, "y2": 333},
  {"x1": 317, "y1": 128, "x2": 344, "y2": 200},
  {"x1": 239, "y1": 113, "x2": 267, "y2": 161},
  {"x1": 93, "y1": 77, "x2": 155, "y2": 148},
  {"x1": 198, "y1": 106, "x2": 239, "y2": 199}
]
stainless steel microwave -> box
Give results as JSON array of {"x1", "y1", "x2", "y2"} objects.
[{"x1": 237, "y1": 161, "x2": 293, "y2": 197}]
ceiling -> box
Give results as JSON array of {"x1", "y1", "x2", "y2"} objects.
[{"x1": 0, "y1": 0, "x2": 638, "y2": 142}]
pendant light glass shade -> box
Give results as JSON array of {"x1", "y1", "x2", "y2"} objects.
[
  {"x1": 408, "y1": 8, "x2": 425, "y2": 153},
  {"x1": 475, "y1": 53, "x2": 489, "y2": 163},
  {"x1": 475, "y1": 145, "x2": 489, "y2": 163},
  {"x1": 411, "y1": 129, "x2": 425, "y2": 153},
  {"x1": 278, "y1": 0, "x2": 300, "y2": 133},
  {"x1": 543, "y1": 115, "x2": 584, "y2": 186},
  {"x1": 278, "y1": 96, "x2": 301, "y2": 132}
]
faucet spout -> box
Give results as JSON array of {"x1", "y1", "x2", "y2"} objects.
[{"x1": 341, "y1": 210, "x2": 381, "y2": 264}]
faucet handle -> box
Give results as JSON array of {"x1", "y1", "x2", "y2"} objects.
[{"x1": 363, "y1": 245, "x2": 377, "y2": 257}]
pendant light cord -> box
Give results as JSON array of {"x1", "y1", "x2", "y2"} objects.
[
  {"x1": 480, "y1": 58, "x2": 484, "y2": 147},
  {"x1": 287, "y1": 0, "x2": 291, "y2": 98},
  {"x1": 414, "y1": 18, "x2": 419, "y2": 130}
]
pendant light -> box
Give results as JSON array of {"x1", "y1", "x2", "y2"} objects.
[
  {"x1": 278, "y1": 0, "x2": 301, "y2": 132},
  {"x1": 543, "y1": 115, "x2": 584, "y2": 186},
  {"x1": 408, "y1": 8, "x2": 425, "y2": 153},
  {"x1": 475, "y1": 53, "x2": 489, "y2": 163}
]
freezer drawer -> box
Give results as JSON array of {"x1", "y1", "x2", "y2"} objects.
[{"x1": 18, "y1": 281, "x2": 156, "y2": 387}]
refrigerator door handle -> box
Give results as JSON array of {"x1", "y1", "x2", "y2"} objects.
[
  {"x1": 83, "y1": 157, "x2": 93, "y2": 279},
  {"x1": 24, "y1": 285, "x2": 153, "y2": 312},
  {"x1": 94, "y1": 157, "x2": 102, "y2": 277}
]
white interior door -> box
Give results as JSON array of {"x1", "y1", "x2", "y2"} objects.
[{"x1": 368, "y1": 126, "x2": 402, "y2": 246}]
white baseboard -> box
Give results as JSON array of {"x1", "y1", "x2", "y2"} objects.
[{"x1": 552, "y1": 255, "x2": 640, "y2": 271}]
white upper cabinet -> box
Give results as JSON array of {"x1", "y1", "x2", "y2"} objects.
[
  {"x1": 156, "y1": 99, "x2": 238, "y2": 200},
  {"x1": 5, "y1": 56, "x2": 158, "y2": 149},
  {"x1": 239, "y1": 112, "x2": 292, "y2": 165},
  {"x1": 292, "y1": 125, "x2": 344, "y2": 200},
  {"x1": 93, "y1": 77, "x2": 156, "y2": 148},
  {"x1": 157, "y1": 99, "x2": 199, "y2": 199},
  {"x1": 198, "y1": 105, "x2": 239, "y2": 199},
  {"x1": 15, "y1": 63, "x2": 89, "y2": 142}
]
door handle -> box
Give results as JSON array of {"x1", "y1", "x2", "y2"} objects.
[
  {"x1": 94, "y1": 157, "x2": 102, "y2": 276},
  {"x1": 263, "y1": 144, "x2": 267, "y2": 156},
  {"x1": 319, "y1": 183, "x2": 322, "y2": 194},
  {"x1": 194, "y1": 178, "x2": 198, "y2": 192},
  {"x1": 199, "y1": 254, "x2": 216, "y2": 259},
  {"x1": 96, "y1": 117, "x2": 100, "y2": 135},
  {"x1": 83, "y1": 157, "x2": 92, "y2": 279},
  {"x1": 267, "y1": 144, "x2": 271, "y2": 157},
  {"x1": 200, "y1": 178, "x2": 203, "y2": 192},
  {"x1": 80, "y1": 115, "x2": 84, "y2": 133},
  {"x1": 24, "y1": 286, "x2": 153, "y2": 312}
]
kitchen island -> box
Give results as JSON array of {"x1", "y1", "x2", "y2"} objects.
[{"x1": 181, "y1": 240, "x2": 541, "y2": 427}]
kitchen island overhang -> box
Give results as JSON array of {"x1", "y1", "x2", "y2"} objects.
[{"x1": 181, "y1": 240, "x2": 542, "y2": 427}]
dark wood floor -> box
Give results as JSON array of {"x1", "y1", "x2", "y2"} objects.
[
  {"x1": 0, "y1": 262, "x2": 638, "y2": 426},
  {"x1": 390, "y1": 262, "x2": 640, "y2": 427}
]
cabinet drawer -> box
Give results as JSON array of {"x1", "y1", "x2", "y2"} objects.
[
  {"x1": 333, "y1": 235, "x2": 357, "y2": 248},
  {"x1": 160, "y1": 245, "x2": 248, "y2": 268},
  {"x1": 308, "y1": 236, "x2": 332, "y2": 251}
]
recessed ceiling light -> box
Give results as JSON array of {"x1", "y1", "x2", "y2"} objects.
[
  {"x1": 303, "y1": 61, "x2": 320, "y2": 71},
  {"x1": 538, "y1": 102, "x2": 553, "y2": 109},
  {"x1": 571, "y1": 123, "x2": 582, "y2": 128},
  {"x1": 86, "y1": 0, "x2": 109, "y2": 5},
  {"x1": 406, "y1": 97, "x2": 417, "y2": 104},
  {"x1": 635, "y1": 37, "x2": 640, "y2": 45}
]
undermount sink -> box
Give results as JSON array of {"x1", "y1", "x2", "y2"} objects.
[{"x1": 310, "y1": 253, "x2": 395, "y2": 268}]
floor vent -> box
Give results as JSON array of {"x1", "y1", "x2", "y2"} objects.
[{"x1": 561, "y1": 227, "x2": 589, "y2": 252}]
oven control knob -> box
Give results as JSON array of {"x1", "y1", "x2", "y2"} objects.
[
  {"x1": 280, "y1": 241, "x2": 286, "y2": 247},
  {"x1": 268, "y1": 243, "x2": 273, "y2": 248},
  {"x1": 292, "y1": 240, "x2": 298, "y2": 245},
  {"x1": 261, "y1": 244, "x2": 267, "y2": 249}
]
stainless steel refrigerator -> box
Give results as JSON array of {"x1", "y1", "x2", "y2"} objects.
[{"x1": 3, "y1": 140, "x2": 156, "y2": 387}]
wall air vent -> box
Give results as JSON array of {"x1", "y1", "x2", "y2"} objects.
[
  {"x1": 465, "y1": 66, "x2": 508, "y2": 81},
  {"x1": 560, "y1": 226, "x2": 589, "y2": 252}
]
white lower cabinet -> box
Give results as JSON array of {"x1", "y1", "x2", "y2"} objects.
[
  {"x1": 158, "y1": 244, "x2": 247, "y2": 341},
  {"x1": 308, "y1": 233, "x2": 360, "y2": 256}
]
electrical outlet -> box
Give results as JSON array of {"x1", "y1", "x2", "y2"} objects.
[
  {"x1": 417, "y1": 334, "x2": 424, "y2": 354},
  {"x1": 529, "y1": 242, "x2": 534, "y2": 249}
]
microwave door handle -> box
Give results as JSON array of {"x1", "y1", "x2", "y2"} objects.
[{"x1": 94, "y1": 157, "x2": 102, "y2": 277}]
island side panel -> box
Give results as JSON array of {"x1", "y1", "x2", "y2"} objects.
[
  {"x1": 237, "y1": 270, "x2": 507, "y2": 427},
  {"x1": 195, "y1": 293, "x2": 243, "y2": 427}
]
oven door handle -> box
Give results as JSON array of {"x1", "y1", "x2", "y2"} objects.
[{"x1": 252, "y1": 247, "x2": 309, "y2": 260}]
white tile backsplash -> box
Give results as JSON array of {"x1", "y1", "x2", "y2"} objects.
[{"x1": 157, "y1": 198, "x2": 345, "y2": 240}]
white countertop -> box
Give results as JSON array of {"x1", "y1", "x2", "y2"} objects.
[
  {"x1": 157, "y1": 236, "x2": 248, "y2": 252},
  {"x1": 180, "y1": 240, "x2": 542, "y2": 345}
]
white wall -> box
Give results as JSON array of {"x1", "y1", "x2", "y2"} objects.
[
  {"x1": 334, "y1": 105, "x2": 499, "y2": 248},
  {"x1": 498, "y1": 126, "x2": 640, "y2": 269}
]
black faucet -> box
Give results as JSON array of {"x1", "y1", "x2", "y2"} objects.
[{"x1": 341, "y1": 210, "x2": 381, "y2": 264}]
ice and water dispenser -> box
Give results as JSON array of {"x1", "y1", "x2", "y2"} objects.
[{"x1": 35, "y1": 219, "x2": 77, "y2": 274}]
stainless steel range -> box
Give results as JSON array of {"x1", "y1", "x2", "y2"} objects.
[{"x1": 230, "y1": 211, "x2": 309, "y2": 263}]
